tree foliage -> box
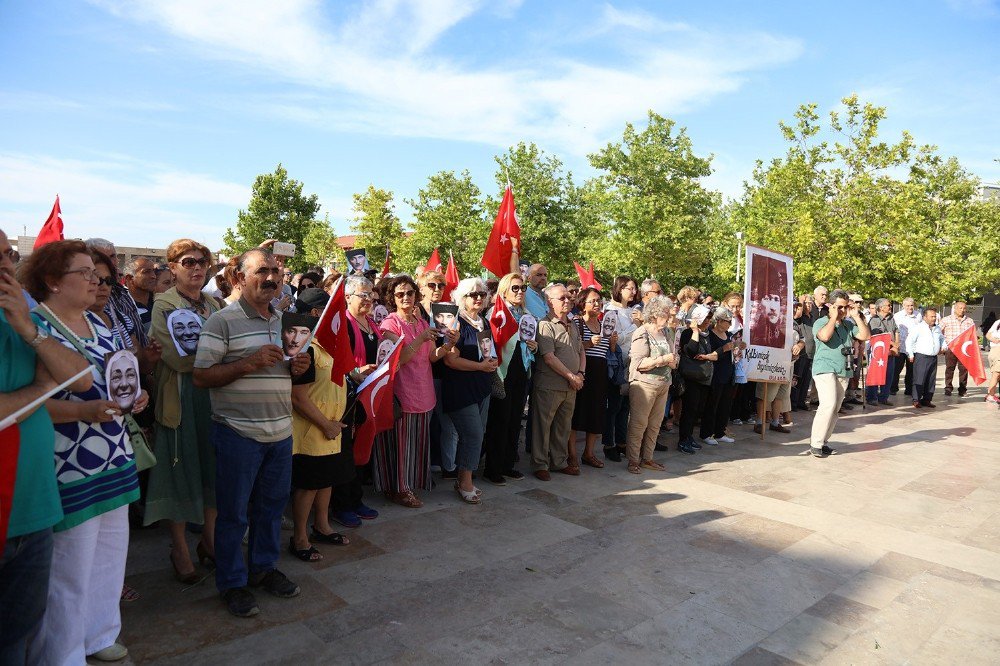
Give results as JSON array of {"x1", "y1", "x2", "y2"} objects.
[
  {"x1": 223, "y1": 164, "x2": 320, "y2": 271},
  {"x1": 350, "y1": 185, "x2": 404, "y2": 273},
  {"x1": 401, "y1": 170, "x2": 488, "y2": 275},
  {"x1": 301, "y1": 215, "x2": 341, "y2": 270}
]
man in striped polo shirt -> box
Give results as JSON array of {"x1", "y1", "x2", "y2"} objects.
[{"x1": 194, "y1": 249, "x2": 310, "y2": 618}]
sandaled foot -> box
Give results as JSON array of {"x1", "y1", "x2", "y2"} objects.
[
  {"x1": 627, "y1": 461, "x2": 642, "y2": 474},
  {"x1": 311, "y1": 529, "x2": 350, "y2": 546},
  {"x1": 288, "y1": 537, "x2": 323, "y2": 562},
  {"x1": 454, "y1": 482, "x2": 481, "y2": 504},
  {"x1": 581, "y1": 454, "x2": 605, "y2": 469},
  {"x1": 641, "y1": 459, "x2": 666, "y2": 471}
]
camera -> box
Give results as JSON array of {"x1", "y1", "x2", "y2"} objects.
[{"x1": 841, "y1": 345, "x2": 856, "y2": 372}]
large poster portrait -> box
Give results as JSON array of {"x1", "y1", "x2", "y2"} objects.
[
  {"x1": 345, "y1": 249, "x2": 370, "y2": 274},
  {"x1": 167, "y1": 308, "x2": 203, "y2": 357},
  {"x1": 742, "y1": 245, "x2": 795, "y2": 383},
  {"x1": 104, "y1": 349, "x2": 140, "y2": 414},
  {"x1": 280, "y1": 311, "x2": 317, "y2": 359}
]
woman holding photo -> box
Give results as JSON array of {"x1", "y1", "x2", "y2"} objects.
[{"x1": 569, "y1": 286, "x2": 612, "y2": 470}]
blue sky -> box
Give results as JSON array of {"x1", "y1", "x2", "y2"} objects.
[{"x1": 1, "y1": 0, "x2": 997, "y2": 252}]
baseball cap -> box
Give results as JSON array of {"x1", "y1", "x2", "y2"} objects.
[
  {"x1": 691, "y1": 304, "x2": 711, "y2": 325},
  {"x1": 295, "y1": 287, "x2": 329, "y2": 313}
]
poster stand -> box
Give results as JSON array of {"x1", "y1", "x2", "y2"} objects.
[{"x1": 758, "y1": 381, "x2": 768, "y2": 441}]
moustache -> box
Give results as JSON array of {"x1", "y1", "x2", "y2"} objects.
[{"x1": 261, "y1": 280, "x2": 279, "y2": 290}]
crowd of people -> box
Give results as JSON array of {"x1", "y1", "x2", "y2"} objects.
[{"x1": 1, "y1": 227, "x2": 997, "y2": 663}]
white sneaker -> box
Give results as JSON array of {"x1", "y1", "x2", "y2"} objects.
[
  {"x1": 731, "y1": 419, "x2": 743, "y2": 425},
  {"x1": 703, "y1": 437, "x2": 719, "y2": 446},
  {"x1": 747, "y1": 417, "x2": 758, "y2": 425},
  {"x1": 90, "y1": 643, "x2": 128, "y2": 662},
  {"x1": 718, "y1": 436, "x2": 735, "y2": 443}
]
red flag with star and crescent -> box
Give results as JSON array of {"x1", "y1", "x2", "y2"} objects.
[
  {"x1": 424, "y1": 248, "x2": 442, "y2": 274},
  {"x1": 353, "y1": 339, "x2": 404, "y2": 465},
  {"x1": 443, "y1": 251, "x2": 459, "y2": 302},
  {"x1": 867, "y1": 333, "x2": 891, "y2": 386},
  {"x1": 489, "y1": 292, "x2": 519, "y2": 366},
  {"x1": 949, "y1": 326, "x2": 987, "y2": 385},
  {"x1": 312, "y1": 278, "x2": 355, "y2": 386},
  {"x1": 34, "y1": 195, "x2": 64, "y2": 249},
  {"x1": 481, "y1": 184, "x2": 520, "y2": 277}
]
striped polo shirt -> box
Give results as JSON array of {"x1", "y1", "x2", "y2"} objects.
[{"x1": 194, "y1": 298, "x2": 293, "y2": 442}]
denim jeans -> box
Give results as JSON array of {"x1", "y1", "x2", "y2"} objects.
[
  {"x1": 212, "y1": 423, "x2": 292, "y2": 592},
  {"x1": 434, "y1": 379, "x2": 460, "y2": 471},
  {"x1": 445, "y1": 396, "x2": 490, "y2": 472},
  {"x1": 0, "y1": 528, "x2": 53, "y2": 666},
  {"x1": 865, "y1": 355, "x2": 895, "y2": 402}
]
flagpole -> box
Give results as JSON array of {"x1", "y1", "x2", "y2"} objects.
[{"x1": 0, "y1": 366, "x2": 93, "y2": 431}]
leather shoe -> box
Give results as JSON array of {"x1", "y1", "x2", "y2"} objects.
[
  {"x1": 769, "y1": 423, "x2": 791, "y2": 434},
  {"x1": 654, "y1": 443, "x2": 669, "y2": 451},
  {"x1": 944, "y1": 389, "x2": 953, "y2": 396},
  {"x1": 924, "y1": 402, "x2": 936, "y2": 408},
  {"x1": 840, "y1": 402, "x2": 854, "y2": 410},
  {"x1": 603, "y1": 447, "x2": 622, "y2": 462},
  {"x1": 555, "y1": 465, "x2": 581, "y2": 476},
  {"x1": 913, "y1": 401, "x2": 922, "y2": 408},
  {"x1": 753, "y1": 424, "x2": 763, "y2": 435},
  {"x1": 533, "y1": 469, "x2": 551, "y2": 481}
]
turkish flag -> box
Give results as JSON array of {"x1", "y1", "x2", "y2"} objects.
[
  {"x1": 443, "y1": 251, "x2": 459, "y2": 302},
  {"x1": 424, "y1": 248, "x2": 442, "y2": 273},
  {"x1": 867, "y1": 333, "x2": 891, "y2": 386},
  {"x1": 312, "y1": 278, "x2": 355, "y2": 386},
  {"x1": 380, "y1": 246, "x2": 391, "y2": 278},
  {"x1": 573, "y1": 261, "x2": 603, "y2": 290},
  {"x1": 489, "y1": 292, "x2": 519, "y2": 365},
  {"x1": 949, "y1": 326, "x2": 987, "y2": 385},
  {"x1": 34, "y1": 195, "x2": 63, "y2": 249},
  {"x1": 0, "y1": 423, "x2": 20, "y2": 551},
  {"x1": 352, "y1": 339, "x2": 403, "y2": 465},
  {"x1": 481, "y1": 185, "x2": 521, "y2": 277}
]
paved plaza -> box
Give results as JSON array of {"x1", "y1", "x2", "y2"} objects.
[{"x1": 117, "y1": 374, "x2": 1000, "y2": 665}]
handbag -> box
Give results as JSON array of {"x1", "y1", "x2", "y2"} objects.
[
  {"x1": 491, "y1": 371, "x2": 507, "y2": 400},
  {"x1": 679, "y1": 334, "x2": 713, "y2": 384},
  {"x1": 35, "y1": 307, "x2": 157, "y2": 471}
]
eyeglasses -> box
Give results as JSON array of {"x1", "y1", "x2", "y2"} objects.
[
  {"x1": 508, "y1": 285, "x2": 527, "y2": 293},
  {"x1": 179, "y1": 257, "x2": 209, "y2": 269},
  {"x1": 395, "y1": 290, "x2": 416, "y2": 299},
  {"x1": 425, "y1": 282, "x2": 444, "y2": 290},
  {"x1": 550, "y1": 295, "x2": 572, "y2": 302},
  {"x1": 97, "y1": 276, "x2": 116, "y2": 287},
  {"x1": 646, "y1": 289, "x2": 662, "y2": 295},
  {"x1": 351, "y1": 292, "x2": 374, "y2": 301},
  {"x1": 1, "y1": 248, "x2": 16, "y2": 262},
  {"x1": 621, "y1": 286, "x2": 635, "y2": 292},
  {"x1": 64, "y1": 267, "x2": 99, "y2": 282},
  {"x1": 466, "y1": 291, "x2": 487, "y2": 299},
  {"x1": 584, "y1": 299, "x2": 602, "y2": 305}
]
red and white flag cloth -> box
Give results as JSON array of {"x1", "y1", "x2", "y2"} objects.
[
  {"x1": 443, "y1": 250, "x2": 459, "y2": 302},
  {"x1": 380, "y1": 246, "x2": 391, "y2": 278},
  {"x1": 424, "y1": 248, "x2": 443, "y2": 273},
  {"x1": 0, "y1": 423, "x2": 19, "y2": 551},
  {"x1": 481, "y1": 184, "x2": 521, "y2": 277},
  {"x1": 949, "y1": 326, "x2": 987, "y2": 385},
  {"x1": 312, "y1": 278, "x2": 355, "y2": 386},
  {"x1": 489, "y1": 292, "x2": 519, "y2": 366},
  {"x1": 573, "y1": 261, "x2": 603, "y2": 290},
  {"x1": 34, "y1": 195, "x2": 63, "y2": 249},
  {"x1": 867, "y1": 333, "x2": 891, "y2": 386},
  {"x1": 352, "y1": 338, "x2": 404, "y2": 465}
]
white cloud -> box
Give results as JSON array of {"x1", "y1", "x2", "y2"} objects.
[
  {"x1": 0, "y1": 152, "x2": 248, "y2": 250},
  {"x1": 89, "y1": 0, "x2": 803, "y2": 154}
]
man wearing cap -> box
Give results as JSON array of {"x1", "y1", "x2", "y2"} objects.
[{"x1": 941, "y1": 301, "x2": 975, "y2": 397}]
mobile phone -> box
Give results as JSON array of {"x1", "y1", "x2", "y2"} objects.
[{"x1": 272, "y1": 242, "x2": 296, "y2": 257}]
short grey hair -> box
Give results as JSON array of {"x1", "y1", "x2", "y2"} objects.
[
  {"x1": 830, "y1": 289, "x2": 850, "y2": 303},
  {"x1": 123, "y1": 255, "x2": 154, "y2": 277},
  {"x1": 902, "y1": 297, "x2": 915, "y2": 306},
  {"x1": 452, "y1": 277, "x2": 488, "y2": 308},
  {"x1": 875, "y1": 298, "x2": 891, "y2": 310},
  {"x1": 640, "y1": 278, "x2": 661, "y2": 295},
  {"x1": 642, "y1": 295, "x2": 672, "y2": 323},
  {"x1": 813, "y1": 285, "x2": 828, "y2": 296},
  {"x1": 710, "y1": 305, "x2": 734, "y2": 325},
  {"x1": 84, "y1": 238, "x2": 115, "y2": 253},
  {"x1": 345, "y1": 275, "x2": 373, "y2": 295}
]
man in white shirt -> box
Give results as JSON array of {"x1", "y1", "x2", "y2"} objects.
[
  {"x1": 891, "y1": 297, "x2": 921, "y2": 396},
  {"x1": 907, "y1": 307, "x2": 946, "y2": 409},
  {"x1": 986, "y1": 318, "x2": 1000, "y2": 404}
]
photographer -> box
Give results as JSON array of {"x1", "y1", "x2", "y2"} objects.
[{"x1": 809, "y1": 289, "x2": 870, "y2": 458}]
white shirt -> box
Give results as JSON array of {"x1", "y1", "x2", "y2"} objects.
[
  {"x1": 893, "y1": 310, "x2": 921, "y2": 354},
  {"x1": 907, "y1": 321, "x2": 945, "y2": 359},
  {"x1": 988, "y1": 320, "x2": 1000, "y2": 350}
]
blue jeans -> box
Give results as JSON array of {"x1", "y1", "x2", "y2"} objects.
[
  {"x1": 865, "y1": 354, "x2": 895, "y2": 402},
  {"x1": 445, "y1": 397, "x2": 490, "y2": 472},
  {"x1": 0, "y1": 528, "x2": 53, "y2": 666},
  {"x1": 434, "y1": 379, "x2": 459, "y2": 471},
  {"x1": 212, "y1": 423, "x2": 292, "y2": 592}
]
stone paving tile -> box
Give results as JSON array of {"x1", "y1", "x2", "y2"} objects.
[{"x1": 802, "y1": 592, "x2": 879, "y2": 631}]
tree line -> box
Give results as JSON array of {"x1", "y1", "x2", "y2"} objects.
[{"x1": 222, "y1": 95, "x2": 1000, "y2": 304}]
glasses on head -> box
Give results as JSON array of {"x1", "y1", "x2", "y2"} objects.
[
  {"x1": 395, "y1": 289, "x2": 416, "y2": 299},
  {"x1": 96, "y1": 276, "x2": 116, "y2": 287},
  {"x1": 466, "y1": 291, "x2": 487, "y2": 300},
  {"x1": 508, "y1": 285, "x2": 527, "y2": 293},
  {"x1": 64, "y1": 267, "x2": 99, "y2": 282},
  {"x1": 425, "y1": 282, "x2": 444, "y2": 290},
  {"x1": 179, "y1": 257, "x2": 209, "y2": 269},
  {"x1": 351, "y1": 292, "x2": 374, "y2": 301}
]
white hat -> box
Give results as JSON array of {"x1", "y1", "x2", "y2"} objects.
[{"x1": 691, "y1": 304, "x2": 711, "y2": 325}]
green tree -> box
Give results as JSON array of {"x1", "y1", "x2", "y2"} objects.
[
  {"x1": 351, "y1": 185, "x2": 404, "y2": 272},
  {"x1": 486, "y1": 142, "x2": 584, "y2": 279},
  {"x1": 731, "y1": 95, "x2": 1000, "y2": 303},
  {"x1": 223, "y1": 164, "x2": 320, "y2": 270},
  {"x1": 586, "y1": 111, "x2": 718, "y2": 287},
  {"x1": 401, "y1": 170, "x2": 488, "y2": 275},
  {"x1": 301, "y1": 215, "x2": 341, "y2": 270}
]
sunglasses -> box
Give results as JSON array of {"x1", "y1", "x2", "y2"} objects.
[
  {"x1": 509, "y1": 285, "x2": 527, "y2": 293},
  {"x1": 299, "y1": 282, "x2": 315, "y2": 290},
  {"x1": 97, "y1": 276, "x2": 116, "y2": 287},
  {"x1": 466, "y1": 291, "x2": 487, "y2": 299},
  {"x1": 567, "y1": 288, "x2": 579, "y2": 294},
  {"x1": 179, "y1": 257, "x2": 209, "y2": 269},
  {"x1": 425, "y1": 282, "x2": 445, "y2": 290},
  {"x1": 395, "y1": 290, "x2": 416, "y2": 299}
]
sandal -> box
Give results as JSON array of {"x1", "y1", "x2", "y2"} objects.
[
  {"x1": 288, "y1": 537, "x2": 323, "y2": 562},
  {"x1": 454, "y1": 482, "x2": 481, "y2": 504},
  {"x1": 641, "y1": 459, "x2": 666, "y2": 472},
  {"x1": 581, "y1": 454, "x2": 605, "y2": 469},
  {"x1": 311, "y1": 530, "x2": 350, "y2": 546},
  {"x1": 627, "y1": 461, "x2": 642, "y2": 474},
  {"x1": 387, "y1": 490, "x2": 424, "y2": 509},
  {"x1": 120, "y1": 584, "x2": 140, "y2": 602}
]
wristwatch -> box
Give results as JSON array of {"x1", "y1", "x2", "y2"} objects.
[{"x1": 28, "y1": 325, "x2": 49, "y2": 348}]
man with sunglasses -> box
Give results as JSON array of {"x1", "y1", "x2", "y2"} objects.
[{"x1": 809, "y1": 289, "x2": 870, "y2": 458}]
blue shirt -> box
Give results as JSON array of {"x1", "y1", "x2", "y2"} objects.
[
  {"x1": 1, "y1": 310, "x2": 62, "y2": 537},
  {"x1": 907, "y1": 321, "x2": 945, "y2": 358},
  {"x1": 525, "y1": 287, "x2": 548, "y2": 321}
]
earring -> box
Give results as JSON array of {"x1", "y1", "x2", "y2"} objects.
[{"x1": 53, "y1": 287, "x2": 59, "y2": 293}]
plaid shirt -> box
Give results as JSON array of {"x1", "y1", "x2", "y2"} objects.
[{"x1": 940, "y1": 314, "x2": 974, "y2": 345}]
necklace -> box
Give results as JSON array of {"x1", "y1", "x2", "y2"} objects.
[
  {"x1": 41, "y1": 303, "x2": 97, "y2": 349},
  {"x1": 179, "y1": 289, "x2": 208, "y2": 316}
]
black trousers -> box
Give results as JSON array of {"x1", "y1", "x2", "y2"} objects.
[
  {"x1": 484, "y1": 352, "x2": 529, "y2": 476},
  {"x1": 911, "y1": 353, "x2": 938, "y2": 404},
  {"x1": 679, "y1": 382, "x2": 710, "y2": 444},
  {"x1": 700, "y1": 383, "x2": 733, "y2": 439},
  {"x1": 330, "y1": 473, "x2": 363, "y2": 513},
  {"x1": 732, "y1": 382, "x2": 756, "y2": 421},
  {"x1": 891, "y1": 355, "x2": 914, "y2": 395},
  {"x1": 791, "y1": 356, "x2": 812, "y2": 407}
]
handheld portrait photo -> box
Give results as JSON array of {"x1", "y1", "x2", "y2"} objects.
[
  {"x1": 166, "y1": 308, "x2": 203, "y2": 357},
  {"x1": 104, "y1": 349, "x2": 140, "y2": 414}
]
